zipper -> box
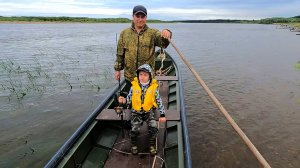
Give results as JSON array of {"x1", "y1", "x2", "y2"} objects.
[{"x1": 136, "y1": 34, "x2": 140, "y2": 70}]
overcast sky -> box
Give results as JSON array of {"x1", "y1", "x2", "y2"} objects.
[{"x1": 1, "y1": 0, "x2": 299, "y2": 20}]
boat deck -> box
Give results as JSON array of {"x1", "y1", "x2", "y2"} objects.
[
  {"x1": 45, "y1": 53, "x2": 190, "y2": 168},
  {"x1": 100, "y1": 122, "x2": 166, "y2": 168},
  {"x1": 95, "y1": 109, "x2": 179, "y2": 168},
  {"x1": 93, "y1": 79, "x2": 180, "y2": 168}
]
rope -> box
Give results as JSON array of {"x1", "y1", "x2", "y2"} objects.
[
  {"x1": 169, "y1": 39, "x2": 272, "y2": 168},
  {"x1": 156, "y1": 48, "x2": 174, "y2": 77},
  {"x1": 162, "y1": 66, "x2": 173, "y2": 75},
  {"x1": 112, "y1": 148, "x2": 132, "y2": 155},
  {"x1": 112, "y1": 147, "x2": 165, "y2": 167},
  {"x1": 111, "y1": 126, "x2": 166, "y2": 168},
  {"x1": 152, "y1": 156, "x2": 157, "y2": 168},
  {"x1": 156, "y1": 50, "x2": 166, "y2": 76},
  {"x1": 151, "y1": 154, "x2": 165, "y2": 168}
]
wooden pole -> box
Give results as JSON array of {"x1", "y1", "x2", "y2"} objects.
[{"x1": 169, "y1": 39, "x2": 271, "y2": 168}]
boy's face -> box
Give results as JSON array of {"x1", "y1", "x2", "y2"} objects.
[{"x1": 138, "y1": 71, "x2": 150, "y2": 83}]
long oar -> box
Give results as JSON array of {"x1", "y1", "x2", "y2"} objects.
[{"x1": 169, "y1": 39, "x2": 271, "y2": 168}]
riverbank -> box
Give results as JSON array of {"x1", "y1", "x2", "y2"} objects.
[
  {"x1": 0, "y1": 16, "x2": 166, "y2": 23},
  {"x1": 276, "y1": 23, "x2": 300, "y2": 33},
  {"x1": 1, "y1": 16, "x2": 299, "y2": 26},
  {"x1": 278, "y1": 23, "x2": 300, "y2": 29},
  {"x1": 289, "y1": 22, "x2": 300, "y2": 28}
]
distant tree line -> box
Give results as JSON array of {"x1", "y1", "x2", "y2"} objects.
[
  {"x1": 0, "y1": 15, "x2": 299, "y2": 24},
  {"x1": 173, "y1": 19, "x2": 238, "y2": 23},
  {"x1": 173, "y1": 16, "x2": 300, "y2": 24},
  {"x1": 0, "y1": 16, "x2": 131, "y2": 23},
  {"x1": 258, "y1": 16, "x2": 300, "y2": 24},
  {"x1": 0, "y1": 16, "x2": 165, "y2": 23}
]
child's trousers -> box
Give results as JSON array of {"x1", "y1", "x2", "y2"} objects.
[{"x1": 130, "y1": 110, "x2": 158, "y2": 146}]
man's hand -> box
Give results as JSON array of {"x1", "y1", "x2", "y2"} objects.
[
  {"x1": 115, "y1": 71, "x2": 121, "y2": 80},
  {"x1": 161, "y1": 29, "x2": 171, "y2": 39}
]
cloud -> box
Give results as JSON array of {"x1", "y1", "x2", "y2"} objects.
[
  {"x1": 147, "y1": 1, "x2": 300, "y2": 20},
  {"x1": 0, "y1": 0, "x2": 299, "y2": 20},
  {"x1": 0, "y1": 0, "x2": 130, "y2": 16},
  {"x1": 150, "y1": 8, "x2": 235, "y2": 20}
]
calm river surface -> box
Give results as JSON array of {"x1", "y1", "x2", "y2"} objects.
[{"x1": 0, "y1": 23, "x2": 299, "y2": 168}]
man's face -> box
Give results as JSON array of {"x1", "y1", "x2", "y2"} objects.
[{"x1": 133, "y1": 13, "x2": 147, "y2": 29}]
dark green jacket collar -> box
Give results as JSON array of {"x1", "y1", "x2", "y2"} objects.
[{"x1": 131, "y1": 22, "x2": 149, "y2": 34}]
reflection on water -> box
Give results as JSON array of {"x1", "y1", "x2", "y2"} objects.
[{"x1": 0, "y1": 23, "x2": 299, "y2": 168}]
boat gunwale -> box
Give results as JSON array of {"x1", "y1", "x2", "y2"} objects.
[
  {"x1": 168, "y1": 54, "x2": 192, "y2": 168},
  {"x1": 45, "y1": 52, "x2": 192, "y2": 168},
  {"x1": 44, "y1": 80, "x2": 125, "y2": 168}
]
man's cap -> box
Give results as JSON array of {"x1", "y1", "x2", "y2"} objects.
[{"x1": 133, "y1": 5, "x2": 147, "y2": 16}]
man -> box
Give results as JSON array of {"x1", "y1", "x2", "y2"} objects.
[{"x1": 114, "y1": 5, "x2": 172, "y2": 93}]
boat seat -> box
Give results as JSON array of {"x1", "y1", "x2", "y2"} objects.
[
  {"x1": 155, "y1": 75, "x2": 178, "y2": 81},
  {"x1": 96, "y1": 109, "x2": 180, "y2": 121},
  {"x1": 96, "y1": 109, "x2": 131, "y2": 121},
  {"x1": 155, "y1": 109, "x2": 180, "y2": 121}
]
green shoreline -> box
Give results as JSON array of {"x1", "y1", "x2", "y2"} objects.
[
  {"x1": 0, "y1": 17, "x2": 166, "y2": 23},
  {"x1": 1, "y1": 16, "x2": 299, "y2": 28}
]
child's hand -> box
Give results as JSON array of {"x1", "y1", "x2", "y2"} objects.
[
  {"x1": 118, "y1": 96, "x2": 126, "y2": 104},
  {"x1": 159, "y1": 117, "x2": 166, "y2": 123}
]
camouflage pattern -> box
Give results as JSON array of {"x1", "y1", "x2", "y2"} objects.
[
  {"x1": 136, "y1": 64, "x2": 152, "y2": 77},
  {"x1": 130, "y1": 111, "x2": 158, "y2": 146},
  {"x1": 114, "y1": 23, "x2": 170, "y2": 81}
]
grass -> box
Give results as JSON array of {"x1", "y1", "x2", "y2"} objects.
[
  {"x1": 295, "y1": 61, "x2": 300, "y2": 70},
  {"x1": 0, "y1": 49, "x2": 114, "y2": 100},
  {"x1": 0, "y1": 58, "x2": 48, "y2": 99},
  {"x1": 286, "y1": 22, "x2": 300, "y2": 29},
  {"x1": 277, "y1": 22, "x2": 300, "y2": 29}
]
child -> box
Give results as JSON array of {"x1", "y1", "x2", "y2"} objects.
[{"x1": 118, "y1": 64, "x2": 166, "y2": 156}]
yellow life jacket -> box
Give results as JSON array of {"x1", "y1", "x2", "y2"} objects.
[{"x1": 131, "y1": 77, "x2": 158, "y2": 112}]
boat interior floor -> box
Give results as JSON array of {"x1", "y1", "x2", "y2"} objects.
[{"x1": 103, "y1": 123, "x2": 165, "y2": 168}]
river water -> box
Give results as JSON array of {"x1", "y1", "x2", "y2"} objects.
[{"x1": 0, "y1": 23, "x2": 299, "y2": 168}]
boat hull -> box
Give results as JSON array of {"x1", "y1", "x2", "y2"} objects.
[{"x1": 45, "y1": 51, "x2": 191, "y2": 168}]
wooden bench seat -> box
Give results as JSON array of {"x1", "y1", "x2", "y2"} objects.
[
  {"x1": 155, "y1": 75, "x2": 178, "y2": 81},
  {"x1": 96, "y1": 109, "x2": 180, "y2": 121}
]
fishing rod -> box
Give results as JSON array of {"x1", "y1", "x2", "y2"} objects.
[
  {"x1": 114, "y1": 77, "x2": 125, "y2": 138},
  {"x1": 114, "y1": 32, "x2": 125, "y2": 138},
  {"x1": 169, "y1": 39, "x2": 272, "y2": 168}
]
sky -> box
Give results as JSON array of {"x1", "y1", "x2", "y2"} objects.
[{"x1": 0, "y1": 0, "x2": 299, "y2": 20}]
